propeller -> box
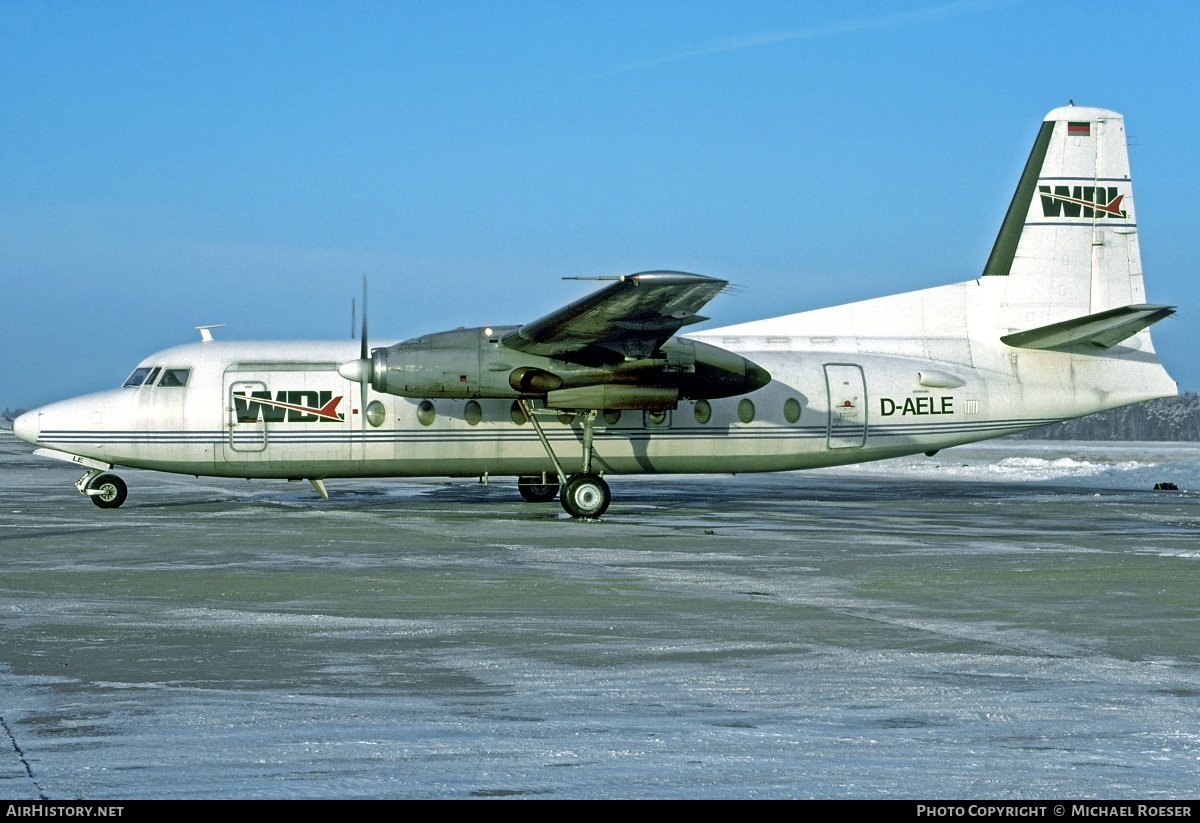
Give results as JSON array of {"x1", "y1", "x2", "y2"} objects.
[{"x1": 338, "y1": 277, "x2": 375, "y2": 430}]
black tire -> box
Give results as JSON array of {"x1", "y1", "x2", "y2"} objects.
[
  {"x1": 89, "y1": 474, "x2": 127, "y2": 509},
  {"x1": 560, "y1": 473, "x2": 610, "y2": 519},
  {"x1": 518, "y1": 474, "x2": 560, "y2": 503}
]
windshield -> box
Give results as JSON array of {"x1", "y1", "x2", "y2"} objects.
[
  {"x1": 123, "y1": 367, "x2": 155, "y2": 387},
  {"x1": 157, "y1": 368, "x2": 191, "y2": 387}
]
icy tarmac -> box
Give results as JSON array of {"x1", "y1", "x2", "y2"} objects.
[{"x1": 1, "y1": 430, "x2": 1199, "y2": 799}]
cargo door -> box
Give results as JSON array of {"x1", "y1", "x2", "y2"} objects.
[{"x1": 824, "y1": 363, "x2": 867, "y2": 449}]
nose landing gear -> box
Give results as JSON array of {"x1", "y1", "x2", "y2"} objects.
[{"x1": 76, "y1": 470, "x2": 128, "y2": 509}]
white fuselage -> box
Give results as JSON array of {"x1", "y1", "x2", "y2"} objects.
[{"x1": 13, "y1": 278, "x2": 1177, "y2": 482}]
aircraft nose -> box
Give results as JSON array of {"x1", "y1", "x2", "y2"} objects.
[{"x1": 12, "y1": 409, "x2": 38, "y2": 445}]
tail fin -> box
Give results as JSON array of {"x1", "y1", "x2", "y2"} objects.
[{"x1": 984, "y1": 105, "x2": 1152, "y2": 333}]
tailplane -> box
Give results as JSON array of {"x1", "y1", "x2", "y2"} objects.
[{"x1": 1000, "y1": 303, "x2": 1174, "y2": 351}]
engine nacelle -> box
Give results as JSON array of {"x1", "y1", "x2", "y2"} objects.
[
  {"x1": 374, "y1": 327, "x2": 485, "y2": 398},
  {"x1": 366, "y1": 325, "x2": 771, "y2": 406}
]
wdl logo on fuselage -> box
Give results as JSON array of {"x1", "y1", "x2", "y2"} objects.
[
  {"x1": 1038, "y1": 185, "x2": 1127, "y2": 219},
  {"x1": 234, "y1": 391, "x2": 344, "y2": 423}
]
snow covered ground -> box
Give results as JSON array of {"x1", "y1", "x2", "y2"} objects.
[
  {"x1": 825, "y1": 440, "x2": 1200, "y2": 489},
  {"x1": 2, "y1": 434, "x2": 1198, "y2": 799}
]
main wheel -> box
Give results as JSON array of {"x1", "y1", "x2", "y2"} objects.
[
  {"x1": 518, "y1": 474, "x2": 560, "y2": 503},
  {"x1": 560, "y1": 473, "x2": 610, "y2": 519},
  {"x1": 89, "y1": 474, "x2": 128, "y2": 509}
]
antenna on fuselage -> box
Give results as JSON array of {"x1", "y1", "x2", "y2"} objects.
[{"x1": 195, "y1": 324, "x2": 225, "y2": 342}]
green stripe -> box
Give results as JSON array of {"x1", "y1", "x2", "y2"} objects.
[{"x1": 982, "y1": 120, "x2": 1055, "y2": 277}]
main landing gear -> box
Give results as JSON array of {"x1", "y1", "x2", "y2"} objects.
[
  {"x1": 560, "y1": 473, "x2": 610, "y2": 519},
  {"x1": 517, "y1": 400, "x2": 612, "y2": 519},
  {"x1": 76, "y1": 470, "x2": 128, "y2": 509},
  {"x1": 517, "y1": 473, "x2": 560, "y2": 503}
]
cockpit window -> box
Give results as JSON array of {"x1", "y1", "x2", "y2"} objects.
[
  {"x1": 157, "y1": 368, "x2": 191, "y2": 388},
  {"x1": 123, "y1": 366, "x2": 156, "y2": 387}
]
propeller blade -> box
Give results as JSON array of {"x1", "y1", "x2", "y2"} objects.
[
  {"x1": 360, "y1": 277, "x2": 369, "y2": 432},
  {"x1": 360, "y1": 276, "x2": 369, "y2": 363},
  {"x1": 338, "y1": 278, "x2": 375, "y2": 433}
]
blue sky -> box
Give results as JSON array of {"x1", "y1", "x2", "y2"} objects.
[{"x1": 3, "y1": 0, "x2": 1198, "y2": 408}]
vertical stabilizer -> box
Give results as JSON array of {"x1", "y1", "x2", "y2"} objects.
[{"x1": 985, "y1": 106, "x2": 1144, "y2": 331}]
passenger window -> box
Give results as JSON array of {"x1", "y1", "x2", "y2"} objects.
[{"x1": 157, "y1": 368, "x2": 191, "y2": 388}]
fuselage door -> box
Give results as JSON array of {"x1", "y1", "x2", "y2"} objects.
[
  {"x1": 824, "y1": 363, "x2": 867, "y2": 449},
  {"x1": 226, "y1": 378, "x2": 269, "y2": 453}
]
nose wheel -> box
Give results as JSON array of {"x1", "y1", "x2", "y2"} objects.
[{"x1": 87, "y1": 473, "x2": 128, "y2": 509}]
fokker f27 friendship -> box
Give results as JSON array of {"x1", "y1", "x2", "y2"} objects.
[{"x1": 13, "y1": 106, "x2": 1177, "y2": 518}]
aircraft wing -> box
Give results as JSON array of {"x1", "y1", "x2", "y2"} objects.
[{"x1": 502, "y1": 271, "x2": 727, "y2": 360}]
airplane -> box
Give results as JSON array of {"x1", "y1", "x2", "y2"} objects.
[{"x1": 11, "y1": 105, "x2": 1178, "y2": 518}]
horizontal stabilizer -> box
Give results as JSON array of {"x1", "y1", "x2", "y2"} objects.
[{"x1": 1001, "y1": 304, "x2": 1175, "y2": 351}]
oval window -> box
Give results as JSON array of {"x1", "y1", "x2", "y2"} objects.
[
  {"x1": 417, "y1": 400, "x2": 436, "y2": 426},
  {"x1": 465, "y1": 400, "x2": 482, "y2": 426},
  {"x1": 694, "y1": 400, "x2": 712, "y2": 425},
  {"x1": 365, "y1": 400, "x2": 387, "y2": 428},
  {"x1": 784, "y1": 397, "x2": 801, "y2": 424},
  {"x1": 738, "y1": 398, "x2": 755, "y2": 424},
  {"x1": 603, "y1": 409, "x2": 621, "y2": 426},
  {"x1": 510, "y1": 401, "x2": 527, "y2": 425}
]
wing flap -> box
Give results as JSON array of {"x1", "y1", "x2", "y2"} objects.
[{"x1": 1000, "y1": 304, "x2": 1175, "y2": 351}]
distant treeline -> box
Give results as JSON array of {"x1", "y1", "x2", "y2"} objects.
[
  {"x1": 2, "y1": 408, "x2": 28, "y2": 422},
  {"x1": 1006, "y1": 392, "x2": 1200, "y2": 442}
]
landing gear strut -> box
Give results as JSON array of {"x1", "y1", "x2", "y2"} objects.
[{"x1": 518, "y1": 400, "x2": 610, "y2": 518}]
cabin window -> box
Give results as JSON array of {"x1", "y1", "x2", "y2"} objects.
[
  {"x1": 365, "y1": 400, "x2": 387, "y2": 428},
  {"x1": 694, "y1": 400, "x2": 712, "y2": 425},
  {"x1": 738, "y1": 398, "x2": 756, "y2": 424},
  {"x1": 510, "y1": 401, "x2": 527, "y2": 425},
  {"x1": 603, "y1": 409, "x2": 621, "y2": 425},
  {"x1": 784, "y1": 397, "x2": 802, "y2": 424},
  {"x1": 417, "y1": 400, "x2": 436, "y2": 426},
  {"x1": 157, "y1": 368, "x2": 191, "y2": 388},
  {"x1": 464, "y1": 400, "x2": 482, "y2": 426}
]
